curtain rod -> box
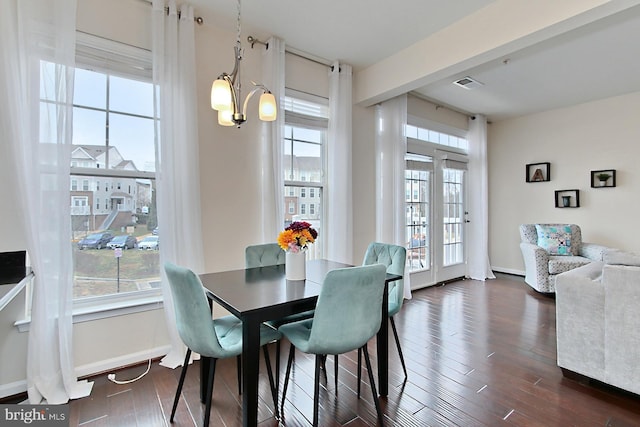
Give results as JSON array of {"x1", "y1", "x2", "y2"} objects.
[
  {"x1": 139, "y1": 0, "x2": 204, "y2": 24},
  {"x1": 247, "y1": 35, "x2": 334, "y2": 70}
]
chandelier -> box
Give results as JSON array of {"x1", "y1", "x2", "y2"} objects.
[{"x1": 210, "y1": 0, "x2": 277, "y2": 127}]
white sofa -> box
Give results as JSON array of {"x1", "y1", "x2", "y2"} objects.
[
  {"x1": 519, "y1": 224, "x2": 609, "y2": 293},
  {"x1": 555, "y1": 249, "x2": 640, "y2": 395}
]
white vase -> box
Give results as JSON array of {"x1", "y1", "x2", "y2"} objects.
[{"x1": 285, "y1": 251, "x2": 306, "y2": 281}]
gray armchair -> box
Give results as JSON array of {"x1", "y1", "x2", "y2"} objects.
[{"x1": 519, "y1": 224, "x2": 609, "y2": 293}]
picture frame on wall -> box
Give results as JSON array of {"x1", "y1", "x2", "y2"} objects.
[
  {"x1": 590, "y1": 169, "x2": 616, "y2": 188},
  {"x1": 555, "y1": 189, "x2": 580, "y2": 208},
  {"x1": 526, "y1": 162, "x2": 550, "y2": 183}
]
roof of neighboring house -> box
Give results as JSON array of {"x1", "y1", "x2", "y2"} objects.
[
  {"x1": 114, "y1": 160, "x2": 139, "y2": 171},
  {"x1": 284, "y1": 155, "x2": 321, "y2": 171},
  {"x1": 72, "y1": 145, "x2": 139, "y2": 171},
  {"x1": 72, "y1": 145, "x2": 110, "y2": 159}
]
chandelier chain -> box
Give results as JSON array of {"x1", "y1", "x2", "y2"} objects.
[{"x1": 236, "y1": 0, "x2": 242, "y2": 48}]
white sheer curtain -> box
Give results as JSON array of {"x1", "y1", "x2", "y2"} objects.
[
  {"x1": 1, "y1": 0, "x2": 93, "y2": 403},
  {"x1": 152, "y1": 0, "x2": 205, "y2": 368},
  {"x1": 375, "y1": 95, "x2": 412, "y2": 299},
  {"x1": 260, "y1": 37, "x2": 285, "y2": 241},
  {"x1": 326, "y1": 62, "x2": 353, "y2": 263},
  {"x1": 467, "y1": 114, "x2": 495, "y2": 280}
]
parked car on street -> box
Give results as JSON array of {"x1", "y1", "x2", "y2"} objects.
[
  {"x1": 138, "y1": 235, "x2": 159, "y2": 250},
  {"x1": 152, "y1": 227, "x2": 159, "y2": 235},
  {"x1": 77, "y1": 232, "x2": 113, "y2": 250},
  {"x1": 107, "y1": 235, "x2": 138, "y2": 250}
]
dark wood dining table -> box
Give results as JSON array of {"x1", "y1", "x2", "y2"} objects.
[{"x1": 199, "y1": 258, "x2": 401, "y2": 427}]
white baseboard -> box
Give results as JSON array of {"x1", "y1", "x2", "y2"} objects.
[
  {"x1": 75, "y1": 345, "x2": 172, "y2": 378},
  {"x1": 0, "y1": 346, "x2": 171, "y2": 399},
  {"x1": 0, "y1": 379, "x2": 27, "y2": 399}
]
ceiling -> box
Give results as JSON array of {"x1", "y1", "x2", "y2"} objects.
[{"x1": 190, "y1": 0, "x2": 640, "y2": 121}]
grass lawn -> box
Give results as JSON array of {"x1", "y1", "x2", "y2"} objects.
[{"x1": 73, "y1": 232, "x2": 160, "y2": 298}]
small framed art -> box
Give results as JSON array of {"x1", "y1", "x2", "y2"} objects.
[
  {"x1": 590, "y1": 169, "x2": 616, "y2": 188},
  {"x1": 526, "y1": 162, "x2": 550, "y2": 182}
]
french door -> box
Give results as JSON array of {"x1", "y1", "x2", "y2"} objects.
[
  {"x1": 406, "y1": 144, "x2": 467, "y2": 286},
  {"x1": 436, "y1": 162, "x2": 467, "y2": 281}
]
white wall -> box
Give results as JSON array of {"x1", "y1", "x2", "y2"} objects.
[{"x1": 489, "y1": 91, "x2": 640, "y2": 274}]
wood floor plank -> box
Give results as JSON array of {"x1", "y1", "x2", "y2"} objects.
[{"x1": 67, "y1": 275, "x2": 640, "y2": 426}]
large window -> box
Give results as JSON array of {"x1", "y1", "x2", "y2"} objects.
[
  {"x1": 283, "y1": 92, "x2": 328, "y2": 260},
  {"x1": 406, "y1": 124, "x2": 468, "y2": 151},
  {"x1": 44, "y1": 34, "x2": 159, "y2": 304}
]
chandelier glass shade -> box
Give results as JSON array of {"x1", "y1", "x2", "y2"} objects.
[{"x1": 210, "y1": 0, "x2": 277, "y2": 127}]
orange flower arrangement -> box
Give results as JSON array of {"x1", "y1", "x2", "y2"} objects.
[{"x1": 277, "y1": 221, "x2": 318, "y2": 253}]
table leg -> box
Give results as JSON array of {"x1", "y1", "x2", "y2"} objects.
[
  {"x1": 201, "y1": 297, "x2": 214, "y2": 403},
  {"x1": 377, "y1": 282, "x2": 389, "y2": 396},
  {"x1": 242, "y1": 316, "x2": 261, "y2": 427}
]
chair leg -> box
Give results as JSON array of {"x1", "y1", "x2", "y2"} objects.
[
  {"x1": 275, "y1": 340, "x2": 281, "y2": 396},
  {"x1": 357, "y1": 347, "x2": 362, "y2": 398},
  {"x1": 334, "y1": 354, "x2": 338, "y2": 390},
  {"x1": 362, "y1": 345, "x2": 385, "y2": 427},
  {"x1": 170, "y1": 348, "x2": 192, "y2": 422},
  {"x1": 313, "y1": 355, "x2": 322, "y2": 427},
  {"x1": 262, "y1": 345, "x2": 279, "y2": 418},
  {"x1": 390, "y1": 316, "x2": 408, "y2": 379},
  {"x1": 280, "y1": 343, "x2": 296, "y2": 413},
  {"x1": 236, "y1": 355, "x2": 242, "y2": 394},
  {"x1": 203, "y1": 358, "x2": 217, "y2": 427}
]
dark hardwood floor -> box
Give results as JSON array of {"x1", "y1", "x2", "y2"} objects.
[{"x1": 69, "y1": 275, "x2": 640, "y2": 426}]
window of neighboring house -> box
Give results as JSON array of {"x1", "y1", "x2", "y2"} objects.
[
  {"x1": 283, "y1": 90, "x2": 328, "y2": 260},
  {"x1": 288, "y1": 202, "x2": 295, "y2": 214},
  {"x1": 40, "y1": 33, "x2": 159, "y2": 310},
  {"x1": 310, "y1": 188, "x2": 315, "y2": 198},
  {"x1": 310, "y1": 204, "x2": 315, "y2": 215}
]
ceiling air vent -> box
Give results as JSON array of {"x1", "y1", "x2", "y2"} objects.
[{"x1": 453, "y1": 76, "x2": 483, "y2": 90}]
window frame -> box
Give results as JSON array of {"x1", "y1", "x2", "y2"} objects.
[
  {"x1": 283, "y1": 89, "x2": 328, "y2": 260},
  {"x1": 67, "y1": 33, "x2": 161, "y2": 314}
]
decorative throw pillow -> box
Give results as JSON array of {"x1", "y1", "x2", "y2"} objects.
[{"x1": 535, "y1": 224, "x2": 574, "y2": 255}]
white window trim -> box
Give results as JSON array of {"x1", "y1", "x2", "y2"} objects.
[{"x1": 15, "y1": 290, "x2": 163, "y2": 332}]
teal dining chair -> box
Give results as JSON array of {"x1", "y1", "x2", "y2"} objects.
[
  {"x1": 245, "y1": 243, "x2": 316, "y2": 327},
  {"x1": 164, "y1": 262, "x2": 281, "y2": 427},
  {"x1": 359, "y1": 242, "x2": 408, "y2": 387},
  {"x1": 279, "y1": 264, "x2": 387, "y2": 426},
  {"x1": 245, "y1": 242, "x2": 286, "y2": 267}
]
